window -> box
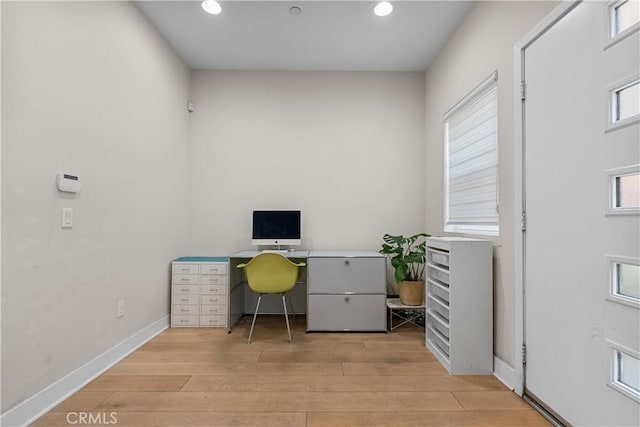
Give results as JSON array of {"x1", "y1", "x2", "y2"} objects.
[
  {"x1": 607, "y1": 255, "x2": 640, "y2": 307},
  {"x1": 609, "y1": 342, "x2": 640, "y2": 403},
  {"x1": 444, "y1": 72, "x2": 499, "y2": 236},
  {"x1": 611, "y1": 0, "x2": 640, "y2": 37},
  {"x1": 616, "y1": 173, "x2": 640, "y2": 208},
  {"x1": 613, "y1": 80, "x2": 640, "y2": 123},
  {"x1": 607, "y1": 165, "x2": 640, "y2": 215}
]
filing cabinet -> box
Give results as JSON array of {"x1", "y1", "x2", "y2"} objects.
[
  {"x1": 307, "y1": 251, "x2": 386, "y2": 331},
  {"x1": 171, "y1": 257, "x2": 228, "y2": 328}
]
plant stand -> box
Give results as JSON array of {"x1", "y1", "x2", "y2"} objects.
[{"x1": 387, "y1": 297, "x2": 425, "y2": 331}]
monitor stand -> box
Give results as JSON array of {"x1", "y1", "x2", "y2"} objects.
[
  {"x1": 260, "y1": 244, "x2": 292, "y2": 254},
  {"x1": 261, "y1": 249, "x2": 289, "y2": 254}
]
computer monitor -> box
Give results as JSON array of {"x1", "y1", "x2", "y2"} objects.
[{"x1": 251, "y1": 210, "x2": 301, "y2": 247}]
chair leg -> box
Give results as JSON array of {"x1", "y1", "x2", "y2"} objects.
[
  {"x1": 287, "y1": 295, "x2": 296, "y2": 323},
  {"x1": 248, "y1": 294, "x2": 262, "y2": 344},
  {"x1": 282, "y1": 294, "x2": 292, "y2": 343}
]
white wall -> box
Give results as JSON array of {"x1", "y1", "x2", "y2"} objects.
[
  {"x1": 1, "y1": 1, "x2": 190, "y2": 413},
  {"x1": 188, "y1": 71, "x2": 426, "y2": 256},
  {"x1": 423, "y1": 1, "x2": 558, "y2": 368}
]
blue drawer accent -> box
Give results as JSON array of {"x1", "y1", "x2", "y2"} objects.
[{"x1": 174, "y1": 256, "x2": 229, "y2": 262}]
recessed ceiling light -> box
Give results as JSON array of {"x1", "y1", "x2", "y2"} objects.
[
  {"x1": 201, "y1": 0, "x2": 222, "y2": 15},
  {"x1": 374, "y1": 1, "x2": 393, "y2": 17},
  {"x1": 290, "y1": 6, "x2": 302, "y2": 15}
]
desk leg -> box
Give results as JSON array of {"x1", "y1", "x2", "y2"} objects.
[{"x1": 228, "y1": 259, "x2": 246, "y2": 332}]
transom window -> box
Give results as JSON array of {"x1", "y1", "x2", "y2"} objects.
[{"x1": 444, "y1": 72, "x2": 499, "y2": 236}]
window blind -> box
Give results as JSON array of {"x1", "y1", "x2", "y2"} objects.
[{"x1": 444, "y1": 74, "x2": 498, "y2": 232}]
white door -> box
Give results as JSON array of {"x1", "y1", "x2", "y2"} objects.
[{"x1": 524, "y1": 1, "x2": 640, "y2": 426}]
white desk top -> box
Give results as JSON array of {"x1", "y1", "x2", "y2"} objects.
[
  {"x1": 230, "y1": 250, "x2": 383, "y2": 259},
  {"x1": 230, "y1": 250, "x2": 309, "y2": 258},
  {"x1": 308, "y1": 250, "x2": 383, "y2": 258}
]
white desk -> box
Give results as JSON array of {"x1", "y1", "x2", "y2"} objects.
[
  {"x1": 231, "y1": 250, "x2": 310, "y2": 258},
  {"x1": 228, "y1": 250, "x2": 386, "y2": 333}
]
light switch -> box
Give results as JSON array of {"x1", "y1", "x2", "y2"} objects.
[{"x1": 62, "y1": 208, "x2": 73, "y2": 228}]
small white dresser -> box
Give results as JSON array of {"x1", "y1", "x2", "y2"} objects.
[
  {"x1": 171, "y1": 256, "x2": 228, "y2": 328},
  {"x1": 425, "y1": 237, "x2": 492, "y2": 374}
]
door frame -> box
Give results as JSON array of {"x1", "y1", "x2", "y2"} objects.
[{"x1": 512, "y1": 0, "x2": 581, "y2": 397}]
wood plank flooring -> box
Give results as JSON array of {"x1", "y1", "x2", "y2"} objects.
[{"x1": 32, "y1": 316, "x2": 549, "y2": 426}]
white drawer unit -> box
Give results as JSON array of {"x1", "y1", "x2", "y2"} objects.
[
  {"x1": 171, "y1": 257, "x2": 229, "y2": 328},
  {"x1": 307, "y1": 251, "x2": 386, "y2": 332},
  {"x1": 425, "y1": 237, "x2": 492, "y2": 375}
]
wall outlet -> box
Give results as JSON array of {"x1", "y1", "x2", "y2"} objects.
[{"x1": 117, "y1": 300, "x2": 125, "y2": 318}]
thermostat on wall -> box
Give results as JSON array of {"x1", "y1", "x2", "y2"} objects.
[{"x1": 56, "y1": 173, "x2": 81, "y2": 193}]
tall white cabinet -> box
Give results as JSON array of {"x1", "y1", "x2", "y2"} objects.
[{"x1": 425, "y1": 237, "x2": 492, "y2": 374}]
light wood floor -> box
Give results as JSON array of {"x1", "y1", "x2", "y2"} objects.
[{"x1": 33, "y1": 316, "x2": 550, "y2": 426}]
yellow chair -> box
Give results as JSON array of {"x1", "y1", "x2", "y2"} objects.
[{"x1": 237, "y1": 253, "x2": 306, "y2": 344}]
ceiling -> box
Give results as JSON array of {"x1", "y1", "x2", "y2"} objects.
[{"x1": 135, "y1": 1, "x2": 474, "y2": 71}]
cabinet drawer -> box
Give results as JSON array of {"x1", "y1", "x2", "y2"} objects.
[
  {"x1": 426, "y1": 311, "x2": 450, "y2": 340},
  {"x1": 308, "y1": 257, "x2": 385, "y2": 294},
  {"x1": 428, "y1": 280, "x2": 450, "y2": 303},
  {"x1": 173, "y1": 294, "x2": 199, "y2": 305},
  {"x1": 200, "y1": 263, "x2": 227, "y2": 275},
  {"x1": 201, "y1": 304, "x2": 226, "y2": 315},
  {"x1": 173, "y1": 284, "x2": 199, "y2": 295},
  {"x1": 200, "y1": 315, "x2": 226, "y2": 327},
  {"x1": 201, "y1": 295, "x2": 225, "y2": 305},
  {"x1": 173, "y1": 274, "x2": 199, "y2": 285},
  {"x1": 428, "y1": 325, "x2": 450, "y2": 358},
  {"x1": 172, "y1": 315, "x2": 198, "y2": 327},
  {"x1": 307, "y1": 294, "x2": 386, "y2": 331},
  {"x1": 427, "y1": 249, "x2": 450, "y2": 268},
  {"x1": 428, "y1": 294, "x2": 450, "y2": 321},
  {"x1": 200, "y1": 274, "x2": 228, "y2": 285},
  {"x1": 172, "y1": 263, "x2": 199, "y2": 274},
  {"x1": 173, "y1": 304, "x2": 199, "y2": 316},
  {"x1": 200, "y1": 284, "x2": 227, "y2": 295},
  {"x1": 427, "y1": 264, "x2": 450, "y2": 285}
]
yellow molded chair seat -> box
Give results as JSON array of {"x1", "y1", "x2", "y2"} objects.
[{"x1": 237, "y1": 253, "x2": 305, "y2": 343}]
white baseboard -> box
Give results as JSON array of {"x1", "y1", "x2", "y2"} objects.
[
  {"x1": 493, "y1": 355, "x2": 518, "y2": 391},
  {"x1": 0, "y1": 315, "x2": 169, "y2": 427}
]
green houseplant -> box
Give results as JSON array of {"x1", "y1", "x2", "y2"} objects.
[{"x1": 379, "y1": 232, "x2": 430, "y2": 305}]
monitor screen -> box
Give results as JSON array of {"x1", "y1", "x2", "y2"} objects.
[{"x1": 252, "y1": 210, "x2": 301, "y2": 246}]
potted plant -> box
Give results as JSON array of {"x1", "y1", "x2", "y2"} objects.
[{"x1": 379, "y1": 232, "x2": 430, "y2": 305}]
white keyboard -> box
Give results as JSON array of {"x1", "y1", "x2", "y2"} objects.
[{"x1": 261, "y1": 249, "x2": 289, "y2": 254}]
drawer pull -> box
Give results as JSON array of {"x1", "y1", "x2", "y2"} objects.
[
  {"x1": 344, "y1": 296, "x2": 350, "y2": 302},
  {"x1": 180, "y1": 288, "x2": 190, "y2": 292},
  {"x1": 345, "y1": 260, "x2": 350, "y2": 265},
  {"x1": 181, "y1": 278, "x2": 190, "y2": 282}
]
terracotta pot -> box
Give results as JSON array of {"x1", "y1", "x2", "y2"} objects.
[{"x1": 398, "y1": 280, "x2": 425, "y2": 306}]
